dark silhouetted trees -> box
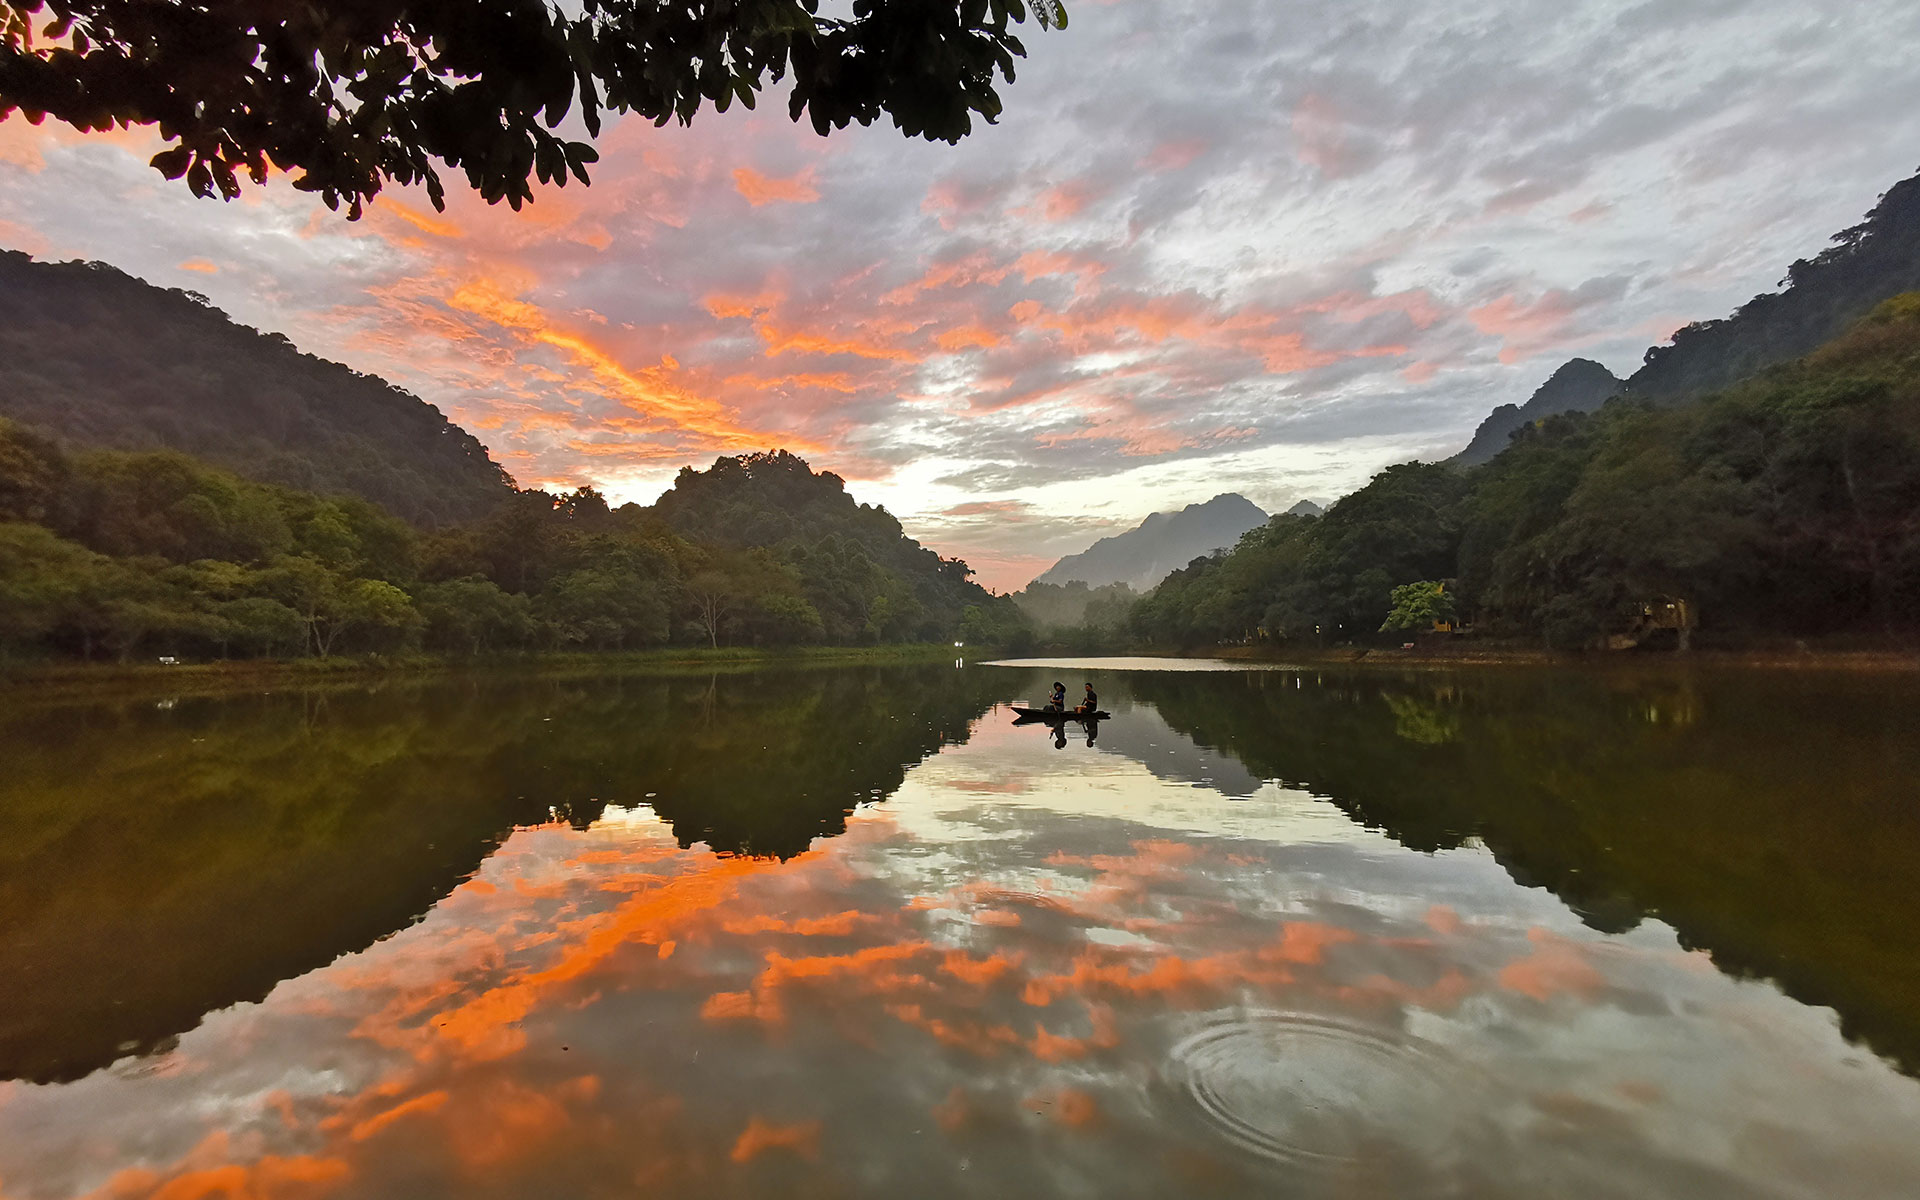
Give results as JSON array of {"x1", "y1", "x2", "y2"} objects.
[{"x1": 1, "y1": 0, "x2": 1065, "y2": 218}]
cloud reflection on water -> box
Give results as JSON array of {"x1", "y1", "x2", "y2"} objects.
[{"x1": 4, "y1": 705, "x2": 1919, "y2": 1200}]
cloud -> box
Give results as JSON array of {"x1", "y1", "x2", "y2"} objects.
[
  {"x1": 733, "y1": 166, "x2": 821, "y2": 207},
  {"x1": 5, "y1": 0, "x2": 1920, "y2": 583}
]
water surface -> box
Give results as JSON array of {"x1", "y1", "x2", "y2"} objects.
[{"x1": 2, "y1": 663, "x2": 1917, "y2": 1198}]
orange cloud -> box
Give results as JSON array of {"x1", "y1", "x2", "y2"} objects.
[
  {"x1": 755, "y1": 322, "x2": 920, "y2": 363},
  {"x1": 85, "y1": 1135, "x2": 350, "y2": 1200},
  {"x1": 934, "y1": 324, "x2": 1003, "y2": 351},
  {"x1": 881, "y1": 251, "x2": 1013, "y2": 305},
  {"x1": 445, "y1": 276, "x2": 823, "y2": 455},
  {"x1": 705, "y1": 291, "x2": 781, "y2": 319},
  {"x1": 730, "y1": 1116, "x2": 822, "y2": 1163},
  {"x1": 1497, "y1": 928, "x2": 1607, "y2": 1002},
  {"x1": 1024, "y1": 1086, "x2": 1102, "y2": 1129},
  {"x1": 1035, "y1": 180, "x2": 1097, "y2": 221},
  {"x1": 430, "y1": 851, "x2": 773, "y2": 1057},
  {"x1": 382, "y1": 199, "x2": 465, "y2": 240},
  {"x1": 733, "y1": 167, "x2": 820, "y2": 207},
  {"x1": 178, "y1": 258, "x2": 220, "y2": 274},
  {"x1": 343, "y1": 1090, "x2": 451, "y2": 1142}
]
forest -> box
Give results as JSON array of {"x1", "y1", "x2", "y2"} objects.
[
  {"x1": 0, "y1": 251, "x2": 517, "y2": 527},
  {"x1": 0, "y1": 439, "x2": 1030, "y2": 663},
  {"x1": 1126, "y1": 294, "x2": 1920, "y2": 650}
]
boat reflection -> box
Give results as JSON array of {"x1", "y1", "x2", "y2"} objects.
[{"x1": 1, "y1": 664, "x2": 1918, "y2": 1200}]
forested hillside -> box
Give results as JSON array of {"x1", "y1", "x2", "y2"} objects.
[
  {"x1": 0, "y1": 435, "x2": 1027, "y2": 663},
  {"x1": 0, "y1": 251, "x2": 515, "y2": 525},
  {"x1": 1446, "y1": 169, "x2": 1920, "y2": 468},
  {"x1": 649, "y1": 450, "x2": 1002, "y2": 643},
  {"x1": 1130, "y1": 295, "x2": 1920, "y2": 650},
  {"x1": 1627, "y1": 171, "x2": 1920, "y2": 401},
  {"x1": 1449, "y1": 358, "x2": 1622, "y2": 468}
]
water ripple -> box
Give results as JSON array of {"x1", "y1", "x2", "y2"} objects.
[{"x1": 1166, "y1": 1011, "x2": 1477, "y2": 1186}]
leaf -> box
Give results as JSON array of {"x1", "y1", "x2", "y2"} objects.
[{"x1": 150, "y1": 146, "x2": 193, "y2": 180}]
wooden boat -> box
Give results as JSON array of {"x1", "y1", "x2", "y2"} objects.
[{"x1": 1010, "y1": 706, "x2": 1110, "y2": 723}]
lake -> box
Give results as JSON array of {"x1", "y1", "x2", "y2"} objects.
[{"x1": 2, "y1": 660, "x2": 1918, "y2": 1199}]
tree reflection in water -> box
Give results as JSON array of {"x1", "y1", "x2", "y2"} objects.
[{"x1": 0, "y1": 663, "x2": 1917, "y2": 1200}]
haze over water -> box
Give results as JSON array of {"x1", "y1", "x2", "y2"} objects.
[{"x1": 3, "y1": 662, "x2": 1918, "y2": 1199}]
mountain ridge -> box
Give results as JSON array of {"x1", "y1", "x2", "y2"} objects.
[
  {"x1": 1445, "y1": 167, "x2": 1920, "y2": 467},
  {"x1": 0, "y1": 250, "x2": 516, "y2": 526},
  {"x1": 1447, "y1": 358, "x2": 1623, "y2": 468},
  {"x1": 1032, "y1": 493, "x2": 1269, "y2": 591}
]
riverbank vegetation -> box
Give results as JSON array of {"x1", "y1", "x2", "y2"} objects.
[
  {"x1": 0, "y1": 440, "x2": 1031, "y2": 666},
  {"x1": 1120, "y1": 295, "x2": 1920, "y2": 651}
]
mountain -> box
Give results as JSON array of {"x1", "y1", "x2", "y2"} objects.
[
  {"x1": 1626, "y1": 170, "x2": 1920, "y2": 401},
  {"x1": 1448, "y1": 359, "x2": 1623, "y2": 468},
  {"x1": 1448, "y1": 167, "x2": 1920, "y2": 467},
  {"x1": 1033, "y1": 493, "x2": 1268, "y2": 591},
  {"x1": 648, "y1": 449, "x2": 1013, "y2": 642},
  {"x1": 0, "y1": 250, "x2": 515, "y2": 526},
  {"x1": 1129, "y1": 291, "x2": 1920, "y2": 651},
  {"x1": 1285, "y1": 499, "x2": 1325, "y2": 518}
]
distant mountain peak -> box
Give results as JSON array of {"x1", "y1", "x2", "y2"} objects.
[
  {"x1": 1031, "y1": 492, "x2": 1268, "y2": 591},
  {"x1": 1447, "y1": 357, "x2": 1624, "y2": 468}
]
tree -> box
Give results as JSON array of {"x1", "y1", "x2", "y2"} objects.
[
  {"x1": 537, "y1": 567, "x2": 668, "y2": 650},
  {"x1": 1380, "y1": 581, "x2": 1457, "y2": 632},
  {"x1": 329, "y1": 578, "x2": 421, "y2": 653},
  {"x1": 0, "y1": 418, "x2": 68, "y2": 524},
  {"x1": 0, "y1": 520, "x2": 97, "y2": 652},
  {"x1": 0, "y1": 0, "x2": 1067, "y2": 219},
  {"x1": 415, "y1": 576, "x2": 535, "y2": 654},
  {"x1": 214, "y1": 596, "x2": 305, "y2": 658},
  {"x1": 685, "y1": 568, "x2": 738, "y2": 650}
]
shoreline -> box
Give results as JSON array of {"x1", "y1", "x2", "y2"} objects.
[
  {"x1": 0, "y1": 644, "x2": 972, "y2": 700},
  {"x1": 8, "y1": 639, "x2": 1919, "y2": 702},
  {"x1": 1198, "y1": 643, "x2": 1920, "y2": 672}
]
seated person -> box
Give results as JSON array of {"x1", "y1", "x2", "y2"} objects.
[
  {"x1": 1076, "y1": 682, "x2": 1099, "y2": 715},
  {"x1": 1048, "y1": 681, "x2": 1067, "y2": 711}
]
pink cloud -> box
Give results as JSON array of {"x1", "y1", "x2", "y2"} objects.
[{"x1": 733, "y1": 166, "x2": 821, "y2": 207}]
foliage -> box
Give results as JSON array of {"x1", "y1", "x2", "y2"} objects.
[
  {"x1": 0, "y1": 430, "x2": 1030, "y2": 662},
  {"x1": 0, "y1": 663, "x2": 1011, "y2": 1080},
  {"x1": 1009, "y1": 579, "x2": 1136, "y2": 649},
  {"x1": 1627, "y1": 173, "x2": 1920, "y2": 401},
  {"x1": 0, "y1": 252, "x2": 517, "y2": 525},
  {"x1": 1126, "y1": 666, "x2": 1920, "y2": 1072},
  {"x1": 652, "y1": 450, "x2": 1026, "y2": 646},
  {"x1": 0, "y1": 0, "x2": 1065, "y2": 218},
  {"x1": 1380, "y1": 581, "x2": 1456, "y2": 632},
  {"x1": 1129, "y1": 297, "x2": 1920, "y2": 650}
]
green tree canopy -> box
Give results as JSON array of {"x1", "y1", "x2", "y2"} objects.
[
  {"x1": 0, "y1": 0, "x2": 1066, "y2": 218},
  {"x1": 1379, "y1": 580, "x2": 1457, "y2": 632}
]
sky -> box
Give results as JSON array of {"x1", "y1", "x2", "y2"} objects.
[{"x1": 4, "y1": 0, "x2": 1920, "y2": 590}]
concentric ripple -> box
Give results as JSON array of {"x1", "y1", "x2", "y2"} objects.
[{"x1": 1166, "y1": 1011, "x2": 1478, "y2": 1181}]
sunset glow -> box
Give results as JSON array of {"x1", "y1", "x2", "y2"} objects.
[{"x1": 4, "y1": 0, "x2": 1920, "y2": 587}]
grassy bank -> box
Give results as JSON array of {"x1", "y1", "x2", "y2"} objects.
[
  {"x1": 0, "y1": 643, "x2": 975, "y2": 700},
  {"x1": 1200, "y1": 642, "x2": 1920, "y2": 672}
]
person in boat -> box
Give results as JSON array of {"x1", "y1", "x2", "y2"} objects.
[
  {"x1": 1076, "y1": 682, "x2": 1099, "y2": 715},
  {"x1": 1048, "y1": 681, "x2": 1067, "y2": 711}
]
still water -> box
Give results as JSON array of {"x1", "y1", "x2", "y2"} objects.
[{"x1": 2, "y1": 661, "x2": 1918, "y2": 1198}]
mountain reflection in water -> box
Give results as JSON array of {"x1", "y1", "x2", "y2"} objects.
[{"x1": 1, "y1": 663, "x2": 1917, "y2": 1199}]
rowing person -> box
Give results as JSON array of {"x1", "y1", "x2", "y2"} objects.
[{"x1": 1076, "y1": 682, "x2": 1099, "y2": 715}]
